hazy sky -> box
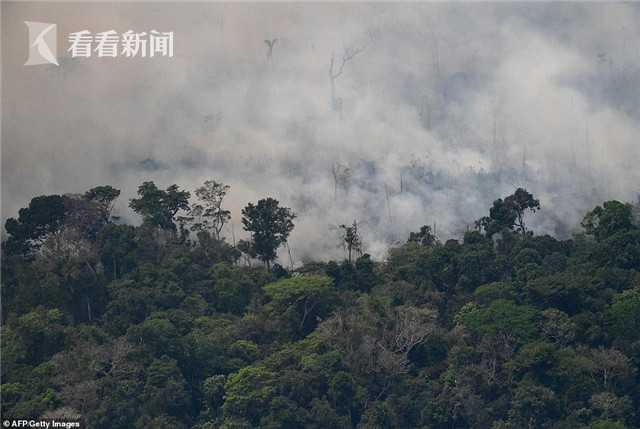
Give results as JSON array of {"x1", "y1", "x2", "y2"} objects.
[{"x1": 2, "y1": 2, "x2": 640, "y2": 261}]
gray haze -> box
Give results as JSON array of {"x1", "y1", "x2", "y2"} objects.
[{"x1": 2, "y1": 2, "x2": 640, "y2": 261}]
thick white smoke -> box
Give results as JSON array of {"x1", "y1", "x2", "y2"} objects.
[{"x1": 2, "y1": 3, "x2": 640, "y2": 261}]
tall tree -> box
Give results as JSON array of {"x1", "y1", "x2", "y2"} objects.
[
  {"x1": 263, "y1": 275, "x2": 337, "y2": 335},
  {"x1": 241, "y1": 198, "x2": 295, "y2": 269},
  {"x1": 408, "y1": 225, "x2": 437, "y2": 247},
  {"x1": 477, "y1": 188, "x2": 540, "y2": 237},
  {"x1": 189, "y1": 180, "x2": 231, "y2": 240},
  {"x1": 129, "y1": 182, "x2": 190, "y2": 231},
  {"x1": 339, "y1": 220, "x2": 362, "y2": 264},
  {"x1": 5, "y1": 195, "x2": 67, "y2": 254},
  {"x1": 508, "y1": 188, "x2": 541, "y2": 235},
  {"x1": 582, "y1": 200, "x2": 634, "y2": 241},
  {"x1": 84, "y1": 185, "x2": 121, "y2": 223}
]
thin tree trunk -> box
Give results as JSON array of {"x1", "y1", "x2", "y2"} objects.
[
  {"x1": 330, "y1": 77, "x2": 336, "y2": 110},
  {"x1": 86, "y1": 295, "x2": 92, "y2": 322},
  {"x1": 384, "y1": 184, "x2": 392, "y2": 221},
  {"x1": 286, "y1": 242, "x2": 294, "y2": 271}
]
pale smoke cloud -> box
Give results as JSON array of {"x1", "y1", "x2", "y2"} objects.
[{"x1": 2, "y1": 3, "x2": 639, "y2": 261}]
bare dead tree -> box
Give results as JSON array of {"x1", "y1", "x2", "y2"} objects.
[
  {"x1": 476, "y1": 333, "x2": 516, "y2": 385},
  {"x1": 329, "y1": 45, "x2": 365, "y2": 114},
  {"x1": 285, "y1": 241, "x2": 295, "y2": 271},
  {"x1": 589, "y1": 347, "x2": 633, "y2": 389},
  {"x1": 521, "y1": 144, "x2": 528, "y2": 187},
  {"x1": 419, "y1": 93, "x2": 433, "y2": 130},
  {"x1": 264, "y1": 38, "x2": 278, "y2": 60},
  {"x1": 331, "y1": 162, "x2": 352, "y2": 200},
  {"x1": 428, "y1": 27, "x2": 442, "y2": 84},
  {"x1": 339, "y1": 220, "x2": 363, "y2": 264},
  {"x1": 188, "y1": 180, "x2": 231, "y2": 241},
  {"x1": 382, "y1": 306, "x2": 436, "y2": 362},
  {"x1": 230, "y1": 220, "x2": 237, "y2": 247},
  {"x1": 384, "y1": 184, "x2": 392, "y2": 222},
  {"x1": 331, "y1": 164, "x2": 339, "y2": 201},
  {"x1": 317, "y1": 303, "x2": 436, "y2": 404}
]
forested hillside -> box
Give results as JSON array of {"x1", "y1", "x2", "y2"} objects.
[{"x1": 2, "y1": 182, "x2": 640, "y2": 429}]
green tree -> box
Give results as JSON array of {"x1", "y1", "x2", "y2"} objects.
[
  {"x1": 209, "y1": 263, "x2": 265, "y2": 314},
  {"x1": 408, "y1": 224, "x2": 437, "y2": 247},
  {"x1": 129, "y1": 182, "x2": 190, "y2": 231},
  {"x1": 507, "y1": 380, "x2": 557, "y2": 429},
  {"x1": 607, "y1": 287, "x2": 640, "y2": 343},
  {"x1": 84, "y1": 185, "x2": 121, "y2": 223},
  {"x1": 263, "y1": 275, "x2": 336, "y2": 336},
  {"x1": 141, "y1": 356, "x2": 192, "y2": 421},
  {"x1": 477, "y1": 188, "x2": 540, "y2": 237},
  {"x1": 582, "y1": 201, "x2": 634, "y2": 241},
  {"x1": 5, "y1": 195, "x2": 67, "y2": 254},
  {"x1": 202, "y1": 375, "x2": 226, "y2": 419},
  {"x1": 339, "y1": 220, "x2": 363, "y2": 264},
  {"x1": 457, "y1": 299, "x2": 538, "y2": 344},
  {"x1": 223, "y1": 366, "x2": 277, "y2": 425},
  {"x1": 127, "y1": 317, "x2": 182, "y2": 359},
  {"x1": 97, "y1": 224, "x2": 137, "y2": 279},
  {"x1": 189, "y1": 180, "x2": 231, "y2": 240},
  {"x1": 241, "y1": 198, "x2": 295, "y2": 269},
  {"x1": 13, "y1": 307, "x2": 67, "y2": 365}
]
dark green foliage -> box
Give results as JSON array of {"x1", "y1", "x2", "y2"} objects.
[
  {"x1": 129, "y1": 181, "x2": 190, "y2": 230},
  {"x1": 84, "y1": 185, "x2": 121, "y2": 223},
  {"x1": 583, "y1": 201, "x2": 634, "y2": 241},
  {"x1": 477, "y1": 188, "x2": 540, "y2": 237},
  {"x1": 141, "y1": 356, "x2": 192, "y2": 422},
  {"x1": 607, "y1": 287, "x2": 640, "y2": 343},
  {"x1": 5, "y1": 195, "x2": 66, "y2": 254},
  {"x1": 408, "y1": 224, "x2": 438, "y2": 247},
  {"x1": 208, "y1": 263, "x2": 268, "y2": 314},
  {"x1": 263, "y1": 275, "x2": 337, "y2": 337},
  {"x1": 241, "y1": 197, "x2": 295, "y2": 269},
  {"x1": 98, "y1": 224, "x2": 137, "y2": 280},
  {"x1": 2, "y1": 186, "x2": 640, "y2": 428},
  {"x1": 457, "y1": 299, "x2": 538, "y2": 343}
]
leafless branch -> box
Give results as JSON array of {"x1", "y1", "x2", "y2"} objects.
[{"x1": 330, "y1": 45, "x2": 365, "y2": 80}]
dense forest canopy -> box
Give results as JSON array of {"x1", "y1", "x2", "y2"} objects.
[{"x1": 2, "y1": 181, "x2": 640, "y2": 429}]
